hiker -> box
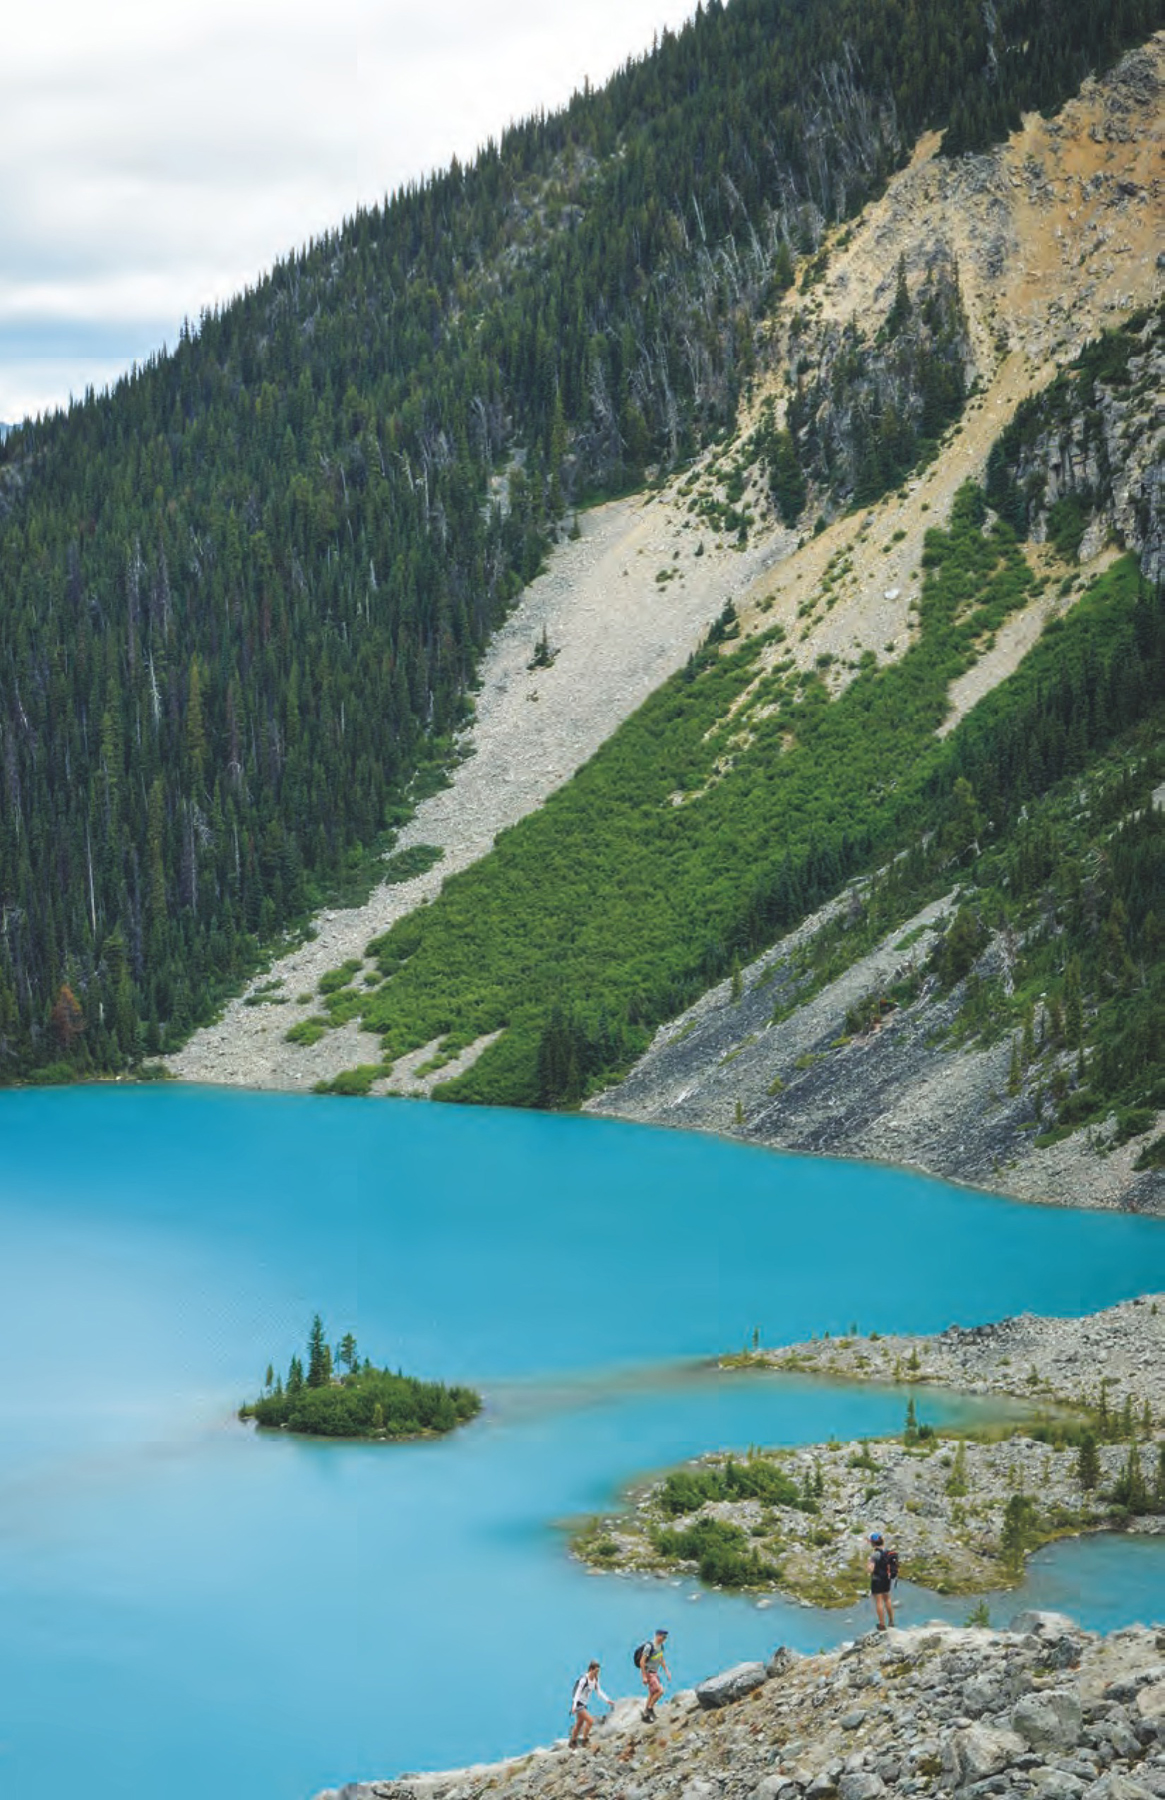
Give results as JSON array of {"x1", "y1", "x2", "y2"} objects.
[
  {"x1": 637, "y1": 1628, "x2": 670, "y2": 1720},
  {"x1": 868, "y1": 1531, "x2": 897, "y2": 1629},
  {"x1": 569, "y1": 1660, "x2": 613, "y2": 1748}
]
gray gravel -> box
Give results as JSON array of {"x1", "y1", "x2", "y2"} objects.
[{"x1": 316, "y1": 1613, "x2": 1165, "y2": 1800}]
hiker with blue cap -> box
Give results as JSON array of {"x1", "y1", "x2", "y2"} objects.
[{"x1": 868, "y1": 1532, "x2": 897, "y2": 1629}]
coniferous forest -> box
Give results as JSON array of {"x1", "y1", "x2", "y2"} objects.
[{"x1": 0, "y1": 0, "x2": 1161, "y2": 1078}]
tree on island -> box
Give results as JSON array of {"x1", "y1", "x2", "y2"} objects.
[
  {"x1": 307, "y1": 1313, "x2": 332, "y2": 1388},
  {"x1": 241, "y1": 1317, "x2": 481, "y2": 1441}
]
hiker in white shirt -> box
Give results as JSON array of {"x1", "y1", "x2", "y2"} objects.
[{"x1": 569, "y1": 1660, "x2": 613, "y2": 1748}]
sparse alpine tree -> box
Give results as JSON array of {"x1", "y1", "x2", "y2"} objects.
[
  {"x1": 1076, "y1": 1431, "x2": 1100, "y2": 1491},
  {"x1": 306, "y1": 1315, "x2": 332, "y2": 1389}
]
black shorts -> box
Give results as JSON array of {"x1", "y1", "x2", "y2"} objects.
[{"x1": 871, "y1": 1579, "x2": 891, "y2": 1596}]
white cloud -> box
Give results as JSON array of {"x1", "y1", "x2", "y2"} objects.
[{"x1": 1, "y1": 0, "x2": 697, "y2": 422}]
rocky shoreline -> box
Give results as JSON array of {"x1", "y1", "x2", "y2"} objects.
[
  {"x1": 572, "y1": 1299, "x2": 1165, "y2": 1607},
  {"x1": 319, "y1": 1611, "x2": 1165, "y2": 1800},
  {"x1": 589, "y1": 878, "x2": 1165, "y2": 1217}
]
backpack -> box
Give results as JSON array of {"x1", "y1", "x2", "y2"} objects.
[
  {"x1": 876, "y1": 1548, "x2": 899, "y2": 1582},
  {"x1": 633, "y1": 1639, "x2": 653, "y2": 1670}
]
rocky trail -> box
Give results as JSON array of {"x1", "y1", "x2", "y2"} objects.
[{"x1": 319, "y1": 1611, "x2": 1165, "y2": 1800}]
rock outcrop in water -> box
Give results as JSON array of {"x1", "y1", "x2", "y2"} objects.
[
  {"x1": 318, "y1": 1612, "x2": 1165, "y2": 1800},
  {"x1": 572, "y1": 1296, "x2": 1165, "y2": 1605}
]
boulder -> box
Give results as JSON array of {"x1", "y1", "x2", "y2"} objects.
[
  {"x1": 1011, "y1": 1688, "x2": 1084, "y2": 1751},
  {"x1": 1010, "y1": 1609, "x2": 1082, "y2": 1639},
  {"x1": 838, "y1": 1776, "x2": 886, "y2": 1800},
  {"x1": 696, "y1": 1662, "x2": 768, "y2": 1709},
  {"x1": 962, "y1": 1673, "x2": 1004, "y2": 1717},
  {"x1": 942, "y1": 1724, "x2": 1026, "y2": 1787},
  {"x1": 1028, "y1": 1773, "x2": 1086, "y2": 1799},
  {"x1": 1137, "y1": 1682, "x2": 1165, "y2": 1727},
  {"x1": 749, "y1": 1778, "x2": 799, "y2": 1800},
  {"x1": 1082, "y1": 1777, "x2": 1157, "y2": 1800}
]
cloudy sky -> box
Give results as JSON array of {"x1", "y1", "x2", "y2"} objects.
[{"x1": 2, "y1": 0, "x2": 697, "y2": 426}]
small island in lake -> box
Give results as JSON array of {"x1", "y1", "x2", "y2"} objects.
[{"x1": 239, "y1": 1314, "x2": 482, "y2": 1440}]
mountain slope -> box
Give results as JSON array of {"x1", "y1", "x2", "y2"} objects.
[
  {"x1": 194, "y1": 41, "x2": 1165, "y2": 1196},
  {"x1": 1, "y1": 0, "x2": 1161, "y2": 1083}
]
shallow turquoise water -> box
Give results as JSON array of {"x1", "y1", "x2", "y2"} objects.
[{"x1": 1, "y1": 1086, "x2": 1164, "y2": 1799}]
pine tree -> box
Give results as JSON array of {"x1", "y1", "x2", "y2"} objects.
[
  {"x1": 49, "y1": 983, "x2": 85, "y2": 1053},
  {"x1": 885, "y1": 256, "x2": 911, "y2": 339},
  {"x1": 1007, "y1": 1037, "x2": 1022, "y2": 1096},
  {"x1": 1064, "y1": 956, "x2": 1084, "y2": 1048},
  {"x1": 1112, "y1": 1444, "x2": 1148, "y2": 1512},
  {"x1": 1000, "y1": 1493, "x2": 1037, "y2": 1568},
  {"x1": 1076, "y1": 1431, "x2": 1100, "y2": 1490},
  {"x1": 306, "y1": 1314, "x2": 332, "y2": 1388}
]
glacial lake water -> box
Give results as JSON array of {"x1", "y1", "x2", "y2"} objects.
[{"x1": 2, "y1": 1085, "x2": 1165, "y2": 1800}]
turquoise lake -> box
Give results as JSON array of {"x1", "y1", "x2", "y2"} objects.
[{"x1": 2, "y1": 1085, "x2": 1165, "y2": 1800}]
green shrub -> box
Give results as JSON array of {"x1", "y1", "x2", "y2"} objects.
[
  {"x1": 242, "y1": 1366, "x2": 480, "y2": 1439},
  {"x1": 285, "y1": 1016, "x2": 331, "y2": 1047},
  {"x1": 314, "y1": 1064, "x2": 382, "y2": 1097},
  {"x1": 318, "y1": 959, "x2": 362, "y2": 997},
  {"x1": 381, "y1": 844, "x2": 445, "y2": 885},
  {"x1": 657, "y1": 1454, "x2": 802, "y2": 1516},
  {"x1": 654, "y1": 1516, "x2": 781, "y2": 1588}
]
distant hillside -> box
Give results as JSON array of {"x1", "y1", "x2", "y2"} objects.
[
  {"x1": 2, "y1": 0, "x2": 1162, "y2": 1083},
  {"x1": 226, "y1": 40, "x2": 1162, "y2": 1212}
]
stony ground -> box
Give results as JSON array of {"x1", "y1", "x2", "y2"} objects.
[
  {"x1": 588, "y1": 876, "x2": 1165, "y2": 1215},
  {"x1": 571, "y1": 1298, "x2": 1165, "y2": 1608},
  {"x1": 319, "y1": 1611, "x2": 1165, "y2": 1800},
  {"x1": 749, "y1": 1297, "x2": 1165, "y2": 1417}
]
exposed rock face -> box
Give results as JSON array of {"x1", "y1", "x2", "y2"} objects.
[
  {"x1": 784, "y1": 249, "x2": 973, "y2": 514},
  {"x1": 986, "y1": 304, "x2": 1164, "y2": 584},
  {"x1": 589, "y1": 891, "x2": 1165, "y2": 1215},
  {"x1": 315, "y1": 1616, "x2": 1165, "y2": 1800}
]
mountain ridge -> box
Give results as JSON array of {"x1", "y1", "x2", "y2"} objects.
[
  {"x1": 171, "y1": 41, "x2": 1165, "y2": 1215},
  {"x1": 1, "y1": 0, "x2": 1161, "y2": 1086}
]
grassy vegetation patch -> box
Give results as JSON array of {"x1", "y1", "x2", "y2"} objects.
[
  {"x1": 285, "y1": 1016, "x2": 331, "y2": 1047},
  {"x1": 381, "y1": 843, "x2": 445, "y2": 885}
]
